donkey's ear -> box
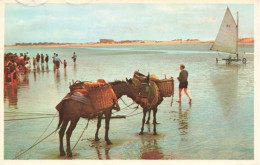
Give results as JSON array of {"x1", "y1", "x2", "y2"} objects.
[
  {"x1": 126, "y1": 78, "x2": 129, "y2": 83},
  {"x1": 147, "y1": 73, "x2": 150, "y2": 82}
]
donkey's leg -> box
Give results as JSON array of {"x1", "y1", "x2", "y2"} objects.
[
  {"x1": 59, "y1": 120, "x2": 69, "y2": 156},
  {"x1": 139, "y1": 109, "x2": 147, "y2": 135},
  {"x1": 152, "y1": 107, "x2": 159, "y2": 124},
  {"x1": 153, "y1": 108, "x2": 158, "y2": 135},
  {"x1": 104, "y1": 109, "x2": 112, "y2": 145},
  {"x1": 145, "y1": 109, "x2": 151, "y2": 124},
  {"x1": 66, "y1": 118, "x2": 80, "y2": 157},
  {"x1": 95, "y1": 114, "x2": 103, "y2": 141}
]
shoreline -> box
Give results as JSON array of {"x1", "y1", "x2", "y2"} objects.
[{"x1": 4, "y1": 39, "x2": 254, "y2": 48}]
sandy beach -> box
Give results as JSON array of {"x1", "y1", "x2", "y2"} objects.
[{"x1": 4, "y1": 38, "x2": 253, "y2": 48}]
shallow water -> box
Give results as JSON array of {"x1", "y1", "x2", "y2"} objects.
[{"x1": 4, "y1": 43, "x2": 254, "y2": 159}]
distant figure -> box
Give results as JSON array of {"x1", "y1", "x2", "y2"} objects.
[
  {"x1": 55, "y1": 54, "x2": 63, "y2": 71},
  {"x1": 176, "y1": 64, "x2": 192, "y2": 103},
  {"x1": 216, "y1": 58, "x2": 218, "y2": 63},
  {"x1": 25, "y1": 61, "x2": 30, "y2": 75},
  {"x1": 52, "y1": 53, "x2": 56, "y2": 70},
  {"x1": 72, "y1": 52, "x2": 77, "y2": 63},
  {"x1": 36, "y1": 53, "x2": 40, "y2": 65},
  {"x1": 33, "y1": 57, "x2": 36, "y2": 69},
  {"x1": 45, "y1": 54, "x2": 49, "y2": 64},
  {"x1": 41, "y1": 54, "x2": 44, "y2": 64},
  {"x1": 64, "y1": 60, "x2": 67, "y2": 69},
  {"x1": 11, "y1": 69, "x2": 19, "y2": 83}
]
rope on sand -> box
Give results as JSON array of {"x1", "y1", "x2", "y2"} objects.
[
  {"x1": 72, "y1": 118, "x2": 90, "y2": 151},
  {"x1": 5, "y1": 115, "x2": 57, "y2": 121},
  {"x1": 13, "y1": 129, "x2": 57, "y2": 159},
  {"x1": 13, "y1": 112, "x2": 58, "y2": 159}
]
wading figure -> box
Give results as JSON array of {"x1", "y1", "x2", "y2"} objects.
[
  {"x1": 126, "y1": 75, "x2": 163, "y2": 135},
  {"x1": 55, "y1": 80, "x2": 131, "y2": 157}
]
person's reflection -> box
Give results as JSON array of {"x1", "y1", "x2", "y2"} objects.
[
  {"x1": 46, "y1": 64, "x2": 49, "y2": 73},
  {"x1": 178, "y1": 103, "x2": 191, "y2": 136},
  {"x1": 64, "y1": 69, "x2": 67, "y2": 81},
  {"x1": 4, "y1": 83, "x2": 18, "y2": 109},
  {"x1": 21, "y1": 75, "x2": 29, "y2": 86},
  {"x1": 74, "y1": 63, "x2": 77, "y2": 73},
  {"x1": 139, "y1": 136, "x2": 163, "y2": 159},
  {"x1": 93, "y1": 143, "x2": 111, "y2": 159},
  {"x1": 36, "y1": 64, "x2": 40, "y2": 74},
  {"x1": 41, "y1": 63, "x2": 45, "y2": 72},
  {"x1": 55, "y1": 71, "x2": 60, "y2": 84},
  {"x1": 33, "y1": 70, "x2": 37, "y2": 82}
]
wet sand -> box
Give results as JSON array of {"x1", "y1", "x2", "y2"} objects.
[{"x1": 4, "y1": 43, "x2": 254, "y2": 160}]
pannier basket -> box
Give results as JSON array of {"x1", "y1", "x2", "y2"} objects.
[
  {"x1": 85, "y1": 83, "x2": 117, "y2": 110},
  {"x1": 156, "y1": 77, "x2": 174, "y2": 97}
]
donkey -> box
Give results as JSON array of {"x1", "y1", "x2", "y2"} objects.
[
  {"x1": 126, "y1": 76, "x2": 163, "y2": 135},
  {"x1": 94, "y1": 80, "x2": 132, "y2": 142},
  {"x1": 55, "y1": 80, "x2": 131, "y2": 157}
]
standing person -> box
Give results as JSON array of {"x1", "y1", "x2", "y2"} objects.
[
  {"x1": 33, "y1": 57, "x2": 36, "y2": 69},
  {"x1": 41, "y1": 54, "x2": 44, "y2": 64},
  {"x1": 176, "y1": 64, "x2": 192, "y2": 103},
  {"x1": 72, "y1": 52, "x2": 77, "y2": 63},
  {"x1": 63, "y1": 60, "x2": 67, "y2": 69},
  {"x1": 45, "y1": 54, "x2": 49, "y2": 64},
  {"x1": 36, "y1": 53, "x2": 40, "y2": 65},
  {"x1": 25, "y1": 61, "x2": 30, "y2": 75},
  {"x1": 55, "y1": 54, "x2": 63, "y2": 71}
]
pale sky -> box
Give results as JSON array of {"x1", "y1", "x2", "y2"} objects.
[{"x1": 4, "y1": 3, "x2": 254, "y2": 45}]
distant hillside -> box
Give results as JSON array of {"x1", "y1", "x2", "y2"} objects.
[{"x1": 238, "y1": 38, "x2": 254, "y2": 43}]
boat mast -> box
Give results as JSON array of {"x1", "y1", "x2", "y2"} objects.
[{"x1": 236, "y1": 11, "x2": 239, "y2": 59}]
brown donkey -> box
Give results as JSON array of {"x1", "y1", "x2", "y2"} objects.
[
  {"x1": 55, "y1": 80, "x2": 130, "y2": 157},
  {"x1": 126, "y1": 76, "x2": 163, "y2": 135}
]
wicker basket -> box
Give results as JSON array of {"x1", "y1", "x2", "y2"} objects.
[
  {"x1": 156, "y1": 77, "x2": 174, "y2": 97},
  {"x1": 69, "y1": 80, "x2": 86, "y2": 92},
  {"x1": 85, "y1": 83, "x2": 117, "y2": 110}
]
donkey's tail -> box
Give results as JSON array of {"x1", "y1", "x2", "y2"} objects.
[{"x1": 55, "y1": 101, "x2": 64, "y2": 131}]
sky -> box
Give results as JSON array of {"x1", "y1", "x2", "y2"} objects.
[{"x1": 4, "y1": 3, "x2": 254, "y2": 45}]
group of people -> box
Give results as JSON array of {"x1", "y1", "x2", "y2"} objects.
[
  {"x1": 4, "y1": 59, "x2": 20, "y2": 83},
  {"x1": 51, "y1": 52, "x2": 76, "y2": 71},
  {"x1": 4, "y1": 52, "x2": 77, "y2": 83},
  {"x1": 4, "y1": 52, "x2": 191, "y2": 103},
  {"x1": 32, "y1": 53, "x2": 49, "y2": 69}
]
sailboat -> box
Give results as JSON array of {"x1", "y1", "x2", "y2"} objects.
[{"x1": 210, "y1": 7, "x2": 247, "y2": 64}]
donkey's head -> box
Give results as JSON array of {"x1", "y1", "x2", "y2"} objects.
[
  {"x1": 125, "y1": 78, "x2": 143, "y2": 104},
  {"x1": 110, "y1": 80, "x2": 130, "y2": 99}
]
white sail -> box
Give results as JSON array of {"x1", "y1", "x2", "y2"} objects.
[{"x1": 210, "y1": 7, "x2": 238, "y2": 54}]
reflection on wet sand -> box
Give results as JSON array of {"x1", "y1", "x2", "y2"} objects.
[
  {"x1": 55, "y1": 71, "x2": 60, "y2": 84},
  {"x1": 64, "y1": 69, "x2": 67, "y2": 81},
  {"x1": 210, "y1": 64, "x2": 239, "y2": 116},
  {"x1": 92, "y1": 142, "x2": 111, "y2": 160},
  {"x1": 4, "y1": 83, "x2": 18, "y2": 109},
  {"x1": 74, "y1": 63, "x2": 77, "y2": 73},
  {"x1": 178, "y1": 103, "x2": 191, "y2": 136},
  {"x1": 4, "y1": 74, "x2": 30, "y2": 109},
  {"x1": 139, "y1": 135, "x2": 164, "y2": 159}
]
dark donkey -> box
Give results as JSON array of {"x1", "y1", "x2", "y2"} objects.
[
  {"x1": 55, "y1": 80, "x2": 131, "y2": 157},
  {"x1": 94, "y1": 80, "x2": 132, "y2": 142},
  {"x1": 126, "y1": 75, "x2": 163, "y2": 135}
]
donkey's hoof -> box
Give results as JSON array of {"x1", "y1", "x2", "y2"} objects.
[
  {"x1": 95, "y1": 137, "x2": 100, "y2": 141},
  {"x1": 60, "y1": 151, "x2": 65, "y2": 156},
  {"x1": 153, "y1": 132, "x2": 157, "y2": 135},
  {"x1": 139, "y1": 132, "x2": 144, "y2": 135},
  {"x1": 67, "y1": 152, "x2": 73, "y2": 157},
  {"x1": 106, "y1": 140, "x2": 112, "y2": 145}
]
